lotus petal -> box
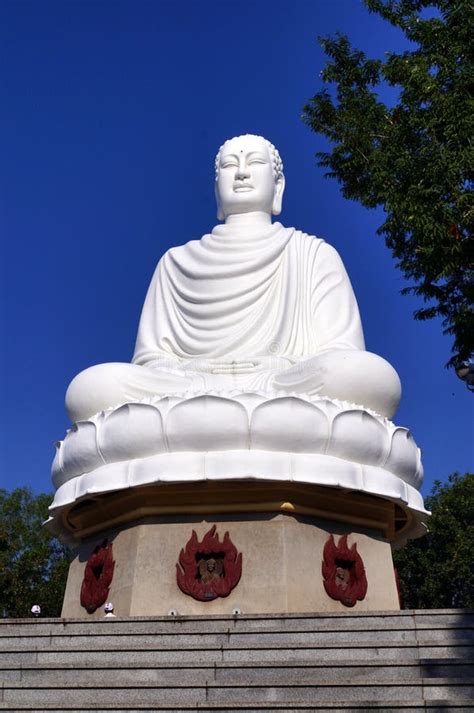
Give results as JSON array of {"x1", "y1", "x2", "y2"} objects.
[
  {"x1": 328, "y1": 410, "x2": 390, "y2": 466},
  {"x1": 166, "y1": 395, "x2": 248, "y2": 451},
  {"x1": 60, "y1": 422, "x2": 102, "y2": 478},
  {"x1": 385, "y1": 428, "x2": 420, "y2": 485},
  {"x1": 413, "y1": 455, "x2": 424, "y2": 490},
  {"x1": 251, "y1": 397, "x2": 329, "y2": 453},
  {"x1": 99, "y1": 403, "x2": 165, "y2": 462}
]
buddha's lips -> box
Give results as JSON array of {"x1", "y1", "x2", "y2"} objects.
[{"x1": 233, "y1": 184, "x2": 253, "y2": 192}]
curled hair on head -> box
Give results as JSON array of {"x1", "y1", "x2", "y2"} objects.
[{"x1": 215, "y1": 134, "x2": 284, "y2": 183}]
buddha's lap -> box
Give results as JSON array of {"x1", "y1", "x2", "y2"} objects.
[{"x1": 65, "y1": 350, "x2": 400, "y2": 422}]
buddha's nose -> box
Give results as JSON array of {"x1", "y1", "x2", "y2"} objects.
[{"x1": 235, "y1": 161, "x2": 250, "y2": 180}]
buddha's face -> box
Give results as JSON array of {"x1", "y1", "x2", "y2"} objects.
[{"x1": 215, "y1": 136, "x2": 284, "y2": 220}]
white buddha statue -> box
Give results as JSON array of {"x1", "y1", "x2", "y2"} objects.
[{"x1": 66, "y1": 134, "x2": 401, "y2": 423}]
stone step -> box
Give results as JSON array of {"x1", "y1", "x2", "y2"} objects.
[
  {"x1": 1, "y1": 678, "x2": 473, "y2": 707},
  {"x1": 1, "y1": 658, "x2": 473, "y2": 685},
  {"x1": 1, "y1": 703, "x2": 473, "y2": 712},
  {"x1": 1, "y1": 624, "x2": 472, "y2": 651},
  {"x1": 1, "y1": 611, "x2": 471, "y2": 709},
  {"x1": 0, "y1": 610, "x2": 471, "y2": 636},
  {"x1": 1, "y1": 638, "x2": 473, "y2": 665}
]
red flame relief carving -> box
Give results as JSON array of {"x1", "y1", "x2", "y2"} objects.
[
  {"x1": 322, "y1": 534, "x2": 368, "y2": 607},
  {"x1": 176, "y1": 525, "x2": 242, "y2": 601},
  {"x1": 80, "y1": 539, "x2": 115, "y2": 614}
]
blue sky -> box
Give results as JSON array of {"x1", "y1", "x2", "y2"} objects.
[{"x1": 1, "y1": 0, "x2": 472, "y2": 497}]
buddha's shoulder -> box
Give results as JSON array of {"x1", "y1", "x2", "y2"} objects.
[
  {"x1": 288, "y1": 230, "x2": 347, "y2": 265},
  {"x1": 160, "y1": 237, "x2": 204, "y2": 261},
  {"x1": 288, "y1": 228, "x2": 325, "y2": 250}
]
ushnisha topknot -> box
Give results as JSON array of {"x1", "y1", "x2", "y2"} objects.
[{"x1": 215, "y1": 134, "x2": 284, "y2": 182}]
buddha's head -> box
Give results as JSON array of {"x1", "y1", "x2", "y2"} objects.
[{"x1": 214, "y1": 134, "x2": 285, "y2": 221}]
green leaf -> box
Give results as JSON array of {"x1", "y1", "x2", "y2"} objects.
[{"x1": 302, "y1": 0, "x2": 474, "y2": 369}]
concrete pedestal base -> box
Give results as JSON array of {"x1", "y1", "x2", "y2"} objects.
[{"x1": 62, "y1": 511, "x2": 400, "y2": 618}]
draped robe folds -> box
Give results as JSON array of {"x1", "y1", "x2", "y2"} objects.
[
  {"x1": 65, "y1": 221, "x2": 401, "y2": 422},
  {"x1": 131, "y1": 221, "x2": 365, "y2": 393}
]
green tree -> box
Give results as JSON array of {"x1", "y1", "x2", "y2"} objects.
[
  {"x1": 0, "y1": 488, "x2": 71, "y2": 618},
  {"x1": 302, "y1": 0, "x2": 473, "y2": 370},
  {"x1": 394, "y1": 473, "x2": 474, "y2": 608}
]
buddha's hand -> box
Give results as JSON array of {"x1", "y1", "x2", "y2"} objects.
[
  {"x1": 182, "y1": 356, "x2": 293, "y2": 375},
  {"x1": 182, "y1": 358, "x2": 266, "y2": 375}
]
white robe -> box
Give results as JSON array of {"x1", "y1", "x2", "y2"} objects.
[
  {"x1": 66, "y1": 222, "x2": 400, "y2": 421},
  {"x1": 132, "y1": 222, "x2": 364, "y2": 372}
]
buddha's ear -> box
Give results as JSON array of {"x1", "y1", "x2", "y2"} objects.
[
  {"x1": 272, "y1": 176, "x2": 285, "y2": 216},
  {"x1": 215, "y1": 183, "x2": 225, "y2": 221}
]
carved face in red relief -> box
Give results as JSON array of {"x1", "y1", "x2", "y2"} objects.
[
  {"x1": 197, "y1": 555, "x2": 224, "y2": 583},
  {"x1": 177, "y1": 526, "x2": 242, "y2": 601},
  {"x1": 335, "y1": 564, "x2": 351, "y2": 589},
  {"x1": 322, "y1": 534, "x2": 368, "y2": 607}
]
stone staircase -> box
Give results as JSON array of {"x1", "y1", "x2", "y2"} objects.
[{"x1": 0, "y1": 610, "x2": 472, "y2": 711}]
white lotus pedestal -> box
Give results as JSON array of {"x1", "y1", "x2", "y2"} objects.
[{"x1": 49, "y1": 392, "x2": 428, "y2": 618}]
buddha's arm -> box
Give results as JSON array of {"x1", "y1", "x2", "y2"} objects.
[
  {"x1": 309, "y1": 241, "x2": 365, "y2": 354},
  {"x1": 132, "y1": 260, "x2": 182, "y2": 368},
  {"x1": 273, "y1": 241, "x2": 400, "y2": 417}
]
